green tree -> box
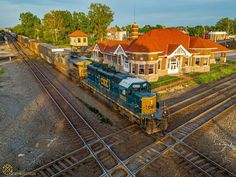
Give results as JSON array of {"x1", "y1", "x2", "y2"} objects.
[
  {"x1": 42, "y1": 10, "x2": 73, "y2": 44},
  {"x1": 72, "y1": 12, "x2": 90, "y2": 34},
  {"x1": 88, "y1": 3, "x2": 114, "y2": 41},
  {"x1": 216, "y1": 18, "x2": 234, "y2": 34},
  {"x1": 121, "y1": 25, "x2": 132, "y2": 33},
  {"x1": 187, "y1": 25, "x2": 205, "y2": 37},
  {"x1": 114, "y1": 25, "x2": 121, "y2": 31},
  {"x1": 155, "y1": 24, "x2": 163, "y2": 29},
  {"x1": 17, "y1": 12, "x2": 41, "y2": 38},
  {"x1": 139, "y1": 25, "x2": 152, "y2": 33},
  {"x1": 12, "y1": 24, "x2": 24, "y2": 35}
]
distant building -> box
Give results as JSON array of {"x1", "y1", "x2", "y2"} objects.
[
  {"x1": 206, "y1": 31, "x2": 227, "y2": 42},
  {"x1": 68, "y1": 30, "x2": 88, "y2": 51},
  {"x1": 106, "y1": 28, "x2": 127, "y2": 40},
  {"x1": 92, "y1": 28, "x2": 229, "y2": 82}
]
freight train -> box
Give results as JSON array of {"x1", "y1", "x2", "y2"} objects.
[{"x1": 8, "y1": 32, "x2": 169, "y2": 134}]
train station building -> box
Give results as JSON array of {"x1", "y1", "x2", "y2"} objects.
[{"x1": 92, "y1": 28, "x2": 229, "y2": 82}]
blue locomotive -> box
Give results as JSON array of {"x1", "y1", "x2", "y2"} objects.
[{"x1": 84, "y1": 63, "x2": 169, "y2": 134}]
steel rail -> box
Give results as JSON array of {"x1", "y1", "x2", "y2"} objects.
[
  {"x1": 169, "y1": 83, "x2": 236, "y2": 115},
  {"x1": 126, "y1": 96, "x2": 236, "y2": 175},
  {"x1": 9, "y1": 37, "x2": 110, "y2": 177},
  {"x1": 9, "y1": 36, "x2": 134, "y2": 177},
  {"x1": 135, "y1": 98, "x2": 236, "y2": 176},
  {"x1": 166, "y1": 73, "x2": 236, "y2": 109}
]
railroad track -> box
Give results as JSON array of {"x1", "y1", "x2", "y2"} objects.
[
  {"x1": 166, "y1": 80, "x2": 236, "y2": 131},
  {"x1": 136, "y1": 149, "x2": 210, "y2": 177},
  {"x1": 124, "y1": 96, "x2": 236, "y2": 176},
  {"x1": 173, "y1": 143, "x2": 234, "y2": 177},
  {"x1": 169, "y1": 78, "x2": 236, "y2": 114},
  {"x1": 7, "y1": 35, "x2": 236, "y2": 176},
  {"x1": 29, "y1": 57, "x2": 140, "y2": 140},
  {"x1": 8, "y1": 36, "x2": 134, "y2": 177},
  {"x1": 163, "y1": 72, "x2": 236, "y2": 108}
]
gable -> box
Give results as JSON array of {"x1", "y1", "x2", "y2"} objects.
[
  {"x1": 167, "y1": 45, "x2": 192, "y2": 58},
  {"x1": 175, "y1": 47, "x2": 186, "y2": 55},
  {"x1": 93, "y1": 44, "x2": 101, "y2": 52},
  {"x1": 114, "y1": 44, "x2": 127, "y2": 57}
]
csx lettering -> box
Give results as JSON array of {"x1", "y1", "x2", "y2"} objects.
[{"x1": 100, "y1": 78, "x2": 109, "y2": 88}]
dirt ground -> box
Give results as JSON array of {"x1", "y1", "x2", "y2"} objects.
[
  {"x1": 184, "y1": 106, "x2": 236, "y2": 174},
  {"x1": 0, "y1": 56, "x2": 83, "y2": 173}
]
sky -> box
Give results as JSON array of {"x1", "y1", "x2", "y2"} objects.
[{"x1": 0, "y1": 0, "x2": 235, "y2": 28}]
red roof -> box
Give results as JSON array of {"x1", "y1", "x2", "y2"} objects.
[
  {"x1": 126, "y1": 28, "x2": 229, "y2": 54},
  {"x1": 166, "y1": 44, "x2": 181, "y2": 55},
  {"x1": 190, "y1": 36, "x2": 229, "y2": 52},
  {"x1": 97, "y1": 40, "x2": 132, "y2": 54},
  {"x1": 93, "y1": 29, "x2": 229, "y2": 55},
  {"x1": 126, "y1": 29, "x2": 190, "y2": 54},
  {"x1": 68, "y1": 30, "x2": 88, "y2": 37}
]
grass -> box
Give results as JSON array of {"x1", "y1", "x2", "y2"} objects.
[
  {"x1": 56, "y1": 44, "x2": 71, "y2": 48},
  {"x1": 150, "y1": 75, "x2": 181, "y2": 89},
  {"x1": 186, "y1": 63, "x2": 236, "y2": 84},
  {"x1": 226, "y1": 59, "x2": 236, "y2": 65},
  {"x1": 76, "y1": 96, "x2": 113, "y2": 126}
]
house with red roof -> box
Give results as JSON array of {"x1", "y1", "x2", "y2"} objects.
[
  {"x1": 92, "y1": 28, "x2": 229, "y2": 82},
  {"x1": 68, "y1": 30, "x2": 88, "y2": 51},
  {"x1": 92, "y1": 40, "x2": 132, "y2": 72}
]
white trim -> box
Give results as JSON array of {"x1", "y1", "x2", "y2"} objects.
[
  {"x1": 211, "y1": 50, "x2": 231, "y2": 53},
  {"x1": 93, "y1": 44, "x2": 101, "y2": 52},
  {"x1": 125, "y1": 51, "x2": 163, "y2": 55},
  {"x1": 167, "y1": 45, "x2": 192, "y2": 58},
  {"x1": 192, "y1": 55, "x2": 211, "y2": 58},
  {"x1": 190, "y1": 48, "x2": 217, "y2": 50},
  {"x1": 149, "y1": 63, "x2": 155, "y2": 74},
  {"x1": 168, "y1": 58, "x2": 179, "y2": 74},
  {"x1": 138, "y1": 64, "x2": 145, "y2": 75},
  {"x1": 103, "y1": 52, "x2": 115, "y2": 56},
  {"x1": 114, "y1": 44, "x2": 128, "y2": 57}
]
